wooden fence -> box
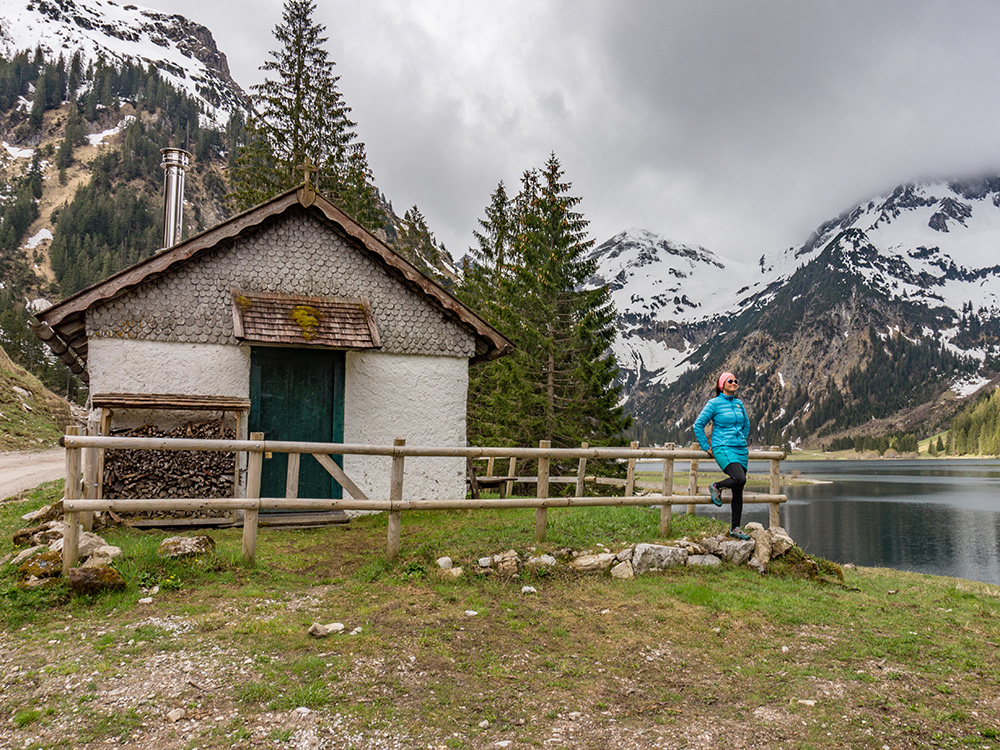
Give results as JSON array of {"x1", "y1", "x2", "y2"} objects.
[{"x1": 58, "y1": 429, "x2": 786, "y2": 572}]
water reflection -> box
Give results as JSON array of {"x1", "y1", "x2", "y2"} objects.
[{"x1": 639, "y1": 458, "x2": 1000, "y2": 585}]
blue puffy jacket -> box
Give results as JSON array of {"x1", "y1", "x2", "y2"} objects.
[{"x1": 693, "y1": 394, "x2": 750, "y2": 452}]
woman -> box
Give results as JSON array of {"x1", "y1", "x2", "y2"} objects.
[{"x1": 693, "y1": 371, "x2": 752, "y2": 540}]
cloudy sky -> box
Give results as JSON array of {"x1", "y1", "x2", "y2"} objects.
[{"x1": 148, "y1": 0, "x2": 1000, "y2": 263}]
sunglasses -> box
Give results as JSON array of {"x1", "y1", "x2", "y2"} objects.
[{"x1": 726, "y1": 378, "x2": 739, "y2": 385}]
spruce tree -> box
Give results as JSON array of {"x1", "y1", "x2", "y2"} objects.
[
  {"x1": 228, "y1": 0, "x2": 381, "y2": 232},
  {"x1": 462, "y1": 153, "x2": 630, "y2": 450}
]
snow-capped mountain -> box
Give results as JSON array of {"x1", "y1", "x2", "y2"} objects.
[
  {"x1": 586, "y1": 230, "x2": 761, "y2": 395},
  {"x1": 0, "y1": 0, "x2": 245, "y2": 124},
  {"x1": 594, "y1": 177, "x2": 1000, "y2": 443}
]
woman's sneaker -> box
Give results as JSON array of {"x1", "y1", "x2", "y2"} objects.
[
  {"x1": 709, "y1": 483, "x2": 722, "y2": 507},
  {"x1": 729, "y1": 527, "x2": 751, "y2": 541}
]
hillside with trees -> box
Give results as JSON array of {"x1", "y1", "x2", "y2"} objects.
[{"x1": 947, "y1": 388, "x2": 1000, "y2": 456}]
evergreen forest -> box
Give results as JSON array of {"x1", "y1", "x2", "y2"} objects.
[{"x1": 947, "y1": 388, "x2": 1000, "y2": 456}]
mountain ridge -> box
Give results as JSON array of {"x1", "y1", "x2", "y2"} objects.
[{"x1": 595, "y1": 177, "x2": 1000, "y2": 446}]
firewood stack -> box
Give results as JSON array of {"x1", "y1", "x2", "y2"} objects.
[{"x1": 103, "y1": 421, "x2": 236, "y2": 503}]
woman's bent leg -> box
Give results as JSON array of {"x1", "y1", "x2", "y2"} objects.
[{"x1": 718, "y1": 462, "x2": 747, "y2": 528}]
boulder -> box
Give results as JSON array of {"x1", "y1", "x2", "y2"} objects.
[
  {"x1": 610, "y1": 560, "x2": 634, "y2": 579},
  {"x1": 768, "y1": 527, "x2": 795, "y2": 557},
  {"x1": 700, "y1": 536, "x2": 722, "y2": 555},
  {"x1": 525, "y1": 554, "x2": 558, "y2": 568},
  {"x1": 747, "y1": 524, "x2": 773, "y2": 568},
  {"x1": 718, "y1": 539, "x2": 755, "y2": 566},
  {"x1": 14, "y1": 520, "x2": 61, "y2": 547},
  {"x1": 21, "y1": 501, "x2": 62, "y2": 524},
  {"x1": 157, "y1": 535, "x2": 216, "y2": 559},
  {"x1": 68, "y1": 565, "x2": 126, "y2": 595},
  {"x1": 50, "y1": 530, "x2": 109, "y2": 559},
  {"x1": 632, "y1": 543, "x2": 688, "y2": 574},
  {"x1": 18, "y1": 550, "x2": 62, "y2": 580},
  {"x1": 687, "y1": 554, "x2": 722, "y2": 567},
  {"x1": 492, "y1": 550, "x2": 520, "y2": 576},
  {"x1": 570, "y1": 553, "x2": 616, "y2": 573},
  {"x1": 10, "y1": 545, "x2": 47, "y2": 567}
]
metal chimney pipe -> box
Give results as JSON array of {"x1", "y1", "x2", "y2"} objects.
[{"x1": 160, "y1": 147, "x2": 191, "y2": 249}]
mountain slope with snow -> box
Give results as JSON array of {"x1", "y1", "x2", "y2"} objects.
[
  {"x1": 0, "y1": 0, "x2": 245, "y2": 123},
  {"x1": 594, "y1": 177, "x2": 1000, "y2": 443}
]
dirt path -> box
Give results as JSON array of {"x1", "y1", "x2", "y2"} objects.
[{"x1": 0, "y1": 447, "x2": 63, "y2": 501}]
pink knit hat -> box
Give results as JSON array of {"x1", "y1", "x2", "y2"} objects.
[{"x1": 718, "y1": 371, "x2": 736, "y2": 391}]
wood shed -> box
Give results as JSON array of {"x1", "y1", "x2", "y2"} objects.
[{"x1": 34, "y1": 180, "x2": 512, "y2": 513}]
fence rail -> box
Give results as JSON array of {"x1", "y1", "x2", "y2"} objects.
[{"x1": 58, "y1": 429, "x2": 786, "y2": 572}]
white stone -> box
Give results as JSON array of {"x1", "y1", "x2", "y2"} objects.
[
  {"x1": 686, "y1": 554, "x2": 722, "y2": 567},
  {"x1": 349, "y1": 627, "x2": 362, "y2": 635},
  {"x1": 479, "y1": 720, "x2": 489, "y2": 729},
  {"x1": 166, "y1": 708, "x2": 186, "y2": 722},
  {"x1": 769, "y1": 527, "x2": 795, "y2": 556},
  {"x1": 632, "y1": 543, "x2": 688, "y2": 574},
  {"x1": 464, "y1": 610, "x2": 478, "y2": 617},
  {"x1": 521, "y1": 586, "x2": 537, "y2": 594},
  {"x1": 526, "y1": 554, "x2": 557, "y2": 568},
  {"x1": 611, "y1": 560, "x2": 634, "y2": 579},
  {"x1": 21, "y1": 504, "x2": 55, "y2": 522},
  {"x1": 718, "y1": 539, "x2": 755, "y2": 566},
  {"x1": 10, "y1": 545, "x2": 46, "y2": 566},
  {"x1": 50, "y1": 529, "x2": 108, "y2": 558},
  {"x1": 308, "y1": 622, "x2": 330, "y2": 637},
  {"x1": 137, "y1": 597, "x2": 154, "y2": 605},
  {"x1": 436, "y1": 556, "x2": 453, "y2": 569},
  {"x1": 478, "y1": 557, "x2": 493, "y2": 568},
  {"x1": 94, "y1": 545, "x2": 123, "y2": 560},
  {"x1": 570, "y1": 553, "x2": 616, "y2": 572},
  {"x1": 327, "y1": 622, "x2": 346, "y2": 633}
]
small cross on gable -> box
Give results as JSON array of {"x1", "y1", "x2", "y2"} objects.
[{"x1": 297, "y1": 157, "x2": 318, "y2": 191}]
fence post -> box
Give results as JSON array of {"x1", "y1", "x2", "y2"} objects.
[
  {"x1": 387, "y1": 438, "x2": 405, "y2": 562},
  {"x1": 769, "y1": 445, "x2": 782, "y2": 528},
  {"x1": 242, "y1": 432, "x2": 263, "y2": 565},
  {"x1": 62, "y1": 426, "x2": 82, "y2": 576},
  {"x1": 506, "y1": 457, "x2": 517, "y2": 498},
  {"x1": 660, "y1": 443, "x2": 675, "y2": 536},
  {"x1": 535, "y1": 440, "x2": 550, "y2": 542},
  {"x1": 625, "y1": 440, "x2": 638, "y2": 496},
  {"x1": 687, "y1": 442, "x2": 700, "y2": 514},
  {"x1": 81, "y1": 415, "x2": 99, "y2": 532},
  {"x1": 285, "y1": 453, "x2": 300, "y2": 499},
  {"x1": 576, "y1": 441, "x2": 589, "y2": 497}
]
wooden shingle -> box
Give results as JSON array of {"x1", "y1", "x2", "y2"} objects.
[{"x1": 231, "y1": 291, "x2": 382, "y2": 350}]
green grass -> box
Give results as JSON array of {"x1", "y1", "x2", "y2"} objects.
[{"x1": 2, "y1": 483, "x2": 1000, "y2": 748}]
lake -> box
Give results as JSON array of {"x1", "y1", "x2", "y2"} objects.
[{"x1": 639, "y1": 458, "x2": 1000, "y2": 586}]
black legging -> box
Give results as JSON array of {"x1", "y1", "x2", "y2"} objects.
[{"x1": 717, "y1": 462, "x2": 747, "y2": 528}]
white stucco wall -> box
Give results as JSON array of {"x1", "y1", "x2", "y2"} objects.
[
  {"x1": 87, "y1": 339, "x2": 469, "y2": 501},
  {"x1": 344, "y1": 351, "x2": 468, "y2": 501},
  {"x1": 87, "y1": 339, "x2": 251, "y2": 430}
]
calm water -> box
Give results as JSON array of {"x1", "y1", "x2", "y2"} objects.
[{"x1": 640, "y1": 458, "x2": 1000, "y2": 585}]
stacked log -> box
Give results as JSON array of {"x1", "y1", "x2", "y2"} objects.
[{"x1": 103, "y1": 421, "x2": 236, "y2": 519}]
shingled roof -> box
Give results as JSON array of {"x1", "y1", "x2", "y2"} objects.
[{"x1": 33, "y1": 185, "x2": 513, "y2": 380}]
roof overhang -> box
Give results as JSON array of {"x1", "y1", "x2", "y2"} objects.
[{"x1": 34, "y1": 185, "x2": 514, "y2": 375}]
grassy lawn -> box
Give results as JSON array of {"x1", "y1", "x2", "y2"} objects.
[{"x1": 1, "y1": 480, "x2": 999, "y2": 749}]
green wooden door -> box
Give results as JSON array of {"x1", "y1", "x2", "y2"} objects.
[{"x1": 249, "y1": 348, "x2": 345, "y2": 503}]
